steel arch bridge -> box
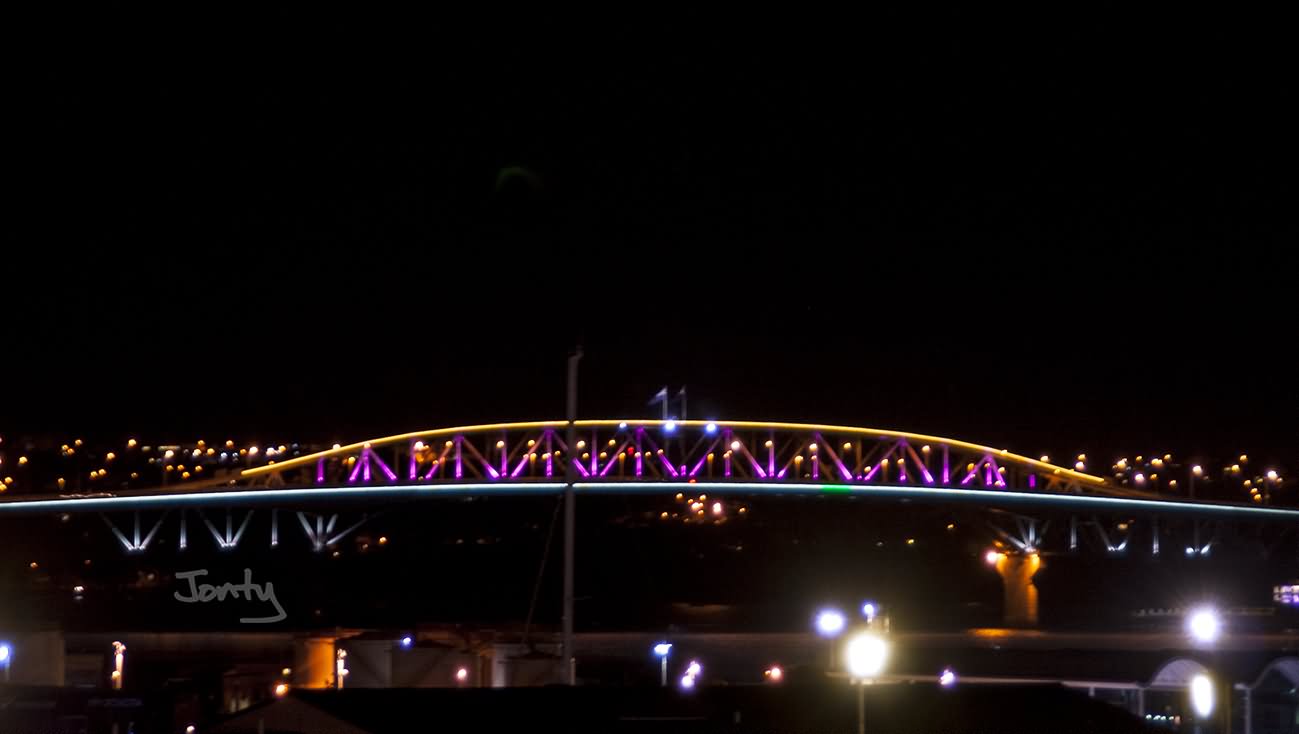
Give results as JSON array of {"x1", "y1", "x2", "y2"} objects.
[
  {"x1": 1, "y1": 420, "x2": 1295, "y2": 557},
  {"x1": 245, "y1": 419, "x2": 1115, "y2": 494}
]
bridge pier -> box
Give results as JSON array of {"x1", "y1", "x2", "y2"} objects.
[{"x1": 994, "y1": 552, "x2": 1042, "y2": 627}]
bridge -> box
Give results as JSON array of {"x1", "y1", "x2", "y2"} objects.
[{"x1": 2, "y1": 419, "x2": 1293, "y2": 565}]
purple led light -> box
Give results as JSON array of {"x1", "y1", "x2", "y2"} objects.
[
  {"x1": 635, "y1": 430, "x2": 644, "y2": 478},
  {"x1": 687, "y1": 436, "x2": 723, "y2": 478},
  {"x1": 600, "y1": 441, "x2": 630, "y2": 477},
  {"x1": 362, "y1": 454, "x2": 372, "y2": 483},
  {"x1": 812, "y1": 455, "x2": 819, "y2": 480},
  {"x1": 408, "y1": 444, "x2": 418, "y2": 481},
  {"x1": 864, "y1": 463, "x2": 882, "y2": 482},
  {"x1": 768, "y1": 437, "x2": 775, "y2": 477},
  {"x1": 500, "y1": 439, "x2": 507, "y2": 476},
  {"x1": 942, "y1": 446, "x2": 950, "y2": 484},
  {"x1": 316, "y1": 459, "x2": 326, "y2": 484},
  {"x1": 455, "y1": 437, "x2": 463, "y2": 479},
  {"x1": 347, "y1": 455, "x2": 364, "y2": 483},
  {"x1": 545, "y1": 433, "x2": 553, "y2": 478},
  {"x1": 658, "y1": 452, "x2": 679, "y2": 477},
  {"x1": 1028, "y1": 475, "x2": 1036, "y2": 488},
  {"x1": 511, "y1": 456, "x2": 529, "y2": 478},
  {"x1": 724, "y1": 453, "x2": 731, "y2": 477},
  {"x1": 368, "y1": 449, "x2": 397, "y2": 482}
]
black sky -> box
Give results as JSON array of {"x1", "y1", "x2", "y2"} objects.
[{"x1": 7, "y1": 15, "x2": 1296, "y2": 466}]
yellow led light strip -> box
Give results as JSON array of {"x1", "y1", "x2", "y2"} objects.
[{"x1": 242, "y1": 419, "x2": 1106, "y2": 487}]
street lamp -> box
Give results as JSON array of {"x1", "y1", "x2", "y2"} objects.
[
  {"x1": 861, "y1": 602, "x2": 877, "y2": 624},
  {"x1": 1189, "y1": 673, "x2": 1214, "y2": 732},
  {"x1": 0, "y1": 643, "x2": 10, "y2": 682},
  {"x1": 1187, "y1": 607, "x2": 1222, "y2": 645},
  {"x1": 844, "y1": 632, "x2": 890, "y2": 734},
  {"x1": 652, "y1": 642, "x2": 672, "y2": 687},
  {"x1": 816, "y1": 609, "x2": 846, "y2": 637}
]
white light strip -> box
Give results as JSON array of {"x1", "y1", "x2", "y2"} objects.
[
  {"x1": 0, "y1": 483, "x2": 569, "y2": 513},
  {"x1": 1, "y1": 481, "x2": 1293, "y2": 520},
  {"x1": 574, "y1": 482, "x2": 1299, "y2": 519}
]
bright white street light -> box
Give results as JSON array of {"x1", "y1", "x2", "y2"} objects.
[
  {"x1": 653, "y1": 643, "x2": 672, "y2": 686},
  {"x1": 0, "y1": 644, "x2": 9, "y2": 663},
  {"x1": 1187, "y1": 607, "x2": 1222, "y2": 644},
  {"x1": 685, "y1": 660, "x2": 702, "y2": 677},
  {"x1": 1189, "y1": 673, "x2": 1214, "y2": 718},
  {"x1": 815, "y1": 609, "x2": 847, "y2": 637},
  {"x1": 861, "y1": 602, "x2": 877, "y2": 622},
  {"x1": 844, "y1": 633, "x2": 889, "y2": 679}
]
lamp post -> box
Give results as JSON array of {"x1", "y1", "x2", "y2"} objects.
[
  {"x1": 653, "y1": 642, "x2": 672, "y2": 687},
  {"x1": 1189, "y1": 673, "x2": 1214, "y2": 734},
  {"x1": 815, "y1": 608, "x2": 847, "y2": 669},
  {"x1": 0, "y1": 643, "x2": 10, "y2": 682},
  {"x1": 844, "y1": 632, "x2": 889, "y2": 734},
  {"x1": 1186, "y1": 606, "x2": 1228, "y2": 733},
  {"x1": 562, "y1": 347, "x2": 581, "y2": 686}
]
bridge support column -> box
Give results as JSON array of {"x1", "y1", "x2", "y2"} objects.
[{"x1": 994, "y1": 552, "x2": 1042, "y2": 627}]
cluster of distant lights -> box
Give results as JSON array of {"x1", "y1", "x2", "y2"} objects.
[
  {"x1": 662, "y1": 491, "x2": 747, "y2": 525},
  {"x1": 0, "y1": 434, "x2": 304, "y2": 492},
  {"x1": 1091, "y1": 452, "x2": 1284, "y2": 503}
]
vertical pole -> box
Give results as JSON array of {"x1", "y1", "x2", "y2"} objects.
[
  {"x1": 563, "y1": 347, "x2": 582, "y2": 686},
  {"x1": 1190, "y1": 473, "x2": 1200, "y2": 551},
  {"x1": 660, "y1": 655, "x2": 667, "y2": 687},
  {"x1": 857, "y1": 684, "x2": 865, "y2": 734}
]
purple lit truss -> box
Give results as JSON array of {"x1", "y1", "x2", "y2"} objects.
[{"x1": 237, "y1": 421, "x2": 1116, "y2": 496}]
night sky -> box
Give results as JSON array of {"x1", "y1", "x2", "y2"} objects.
[{"x1": 9, "y1": 17, "x2": 1296, "y2": 468}]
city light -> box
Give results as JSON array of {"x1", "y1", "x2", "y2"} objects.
[
  {"x1": 1189, "y1": 673, "x2": 1214, "y2": 718},
  {"x1": 679, "y1": 673, "x2": 695, "y2": 690},
  {"x1": 664, "y1": 421, "x2": 677, "y2": 433},
  {"x1": 1187, "y1": 607, "x2": 1222, "y2": 644},
  {"x1": 335, "y1": 648, "x2": 349, "y2": 690},
  {"x1": 939, "y1": 667, "x2": 957, "y2": 687},
  {"x1": 1192, "y1": 465, "x2": 1203, "y2": 476},
  {"x1": 844, "y1": 633, "x2": 889, "y2": 679},
  {"x1": 705, "y1": 422, "x2": 717, "y2": 434},
  {"x1": 815, "y1": 609, "x2": 846, "y2": 637},
  {"x1": 111, "y1": 641, "x2": 125, "y2": 690},
  {"x1": 274, "y1": 682, "x2": 289, "y2": 697},
  {"x1": 985, "y1": 550, "x2": 1004, "y2": 565},
  {"x1": 765, "y1": 665, "x2": 783, "y2": 682},
  {"x1": 861, "y1": 602, "x2": 877, "y2": 621},
  {"x1": 455, "y1": 667, "x2": 469, "y2": 683},
  {"x1": 400, "y1": 636, "x2": 413, "y2": 648},
  {"x1": 686, "y1": 660, "x2": 702, "y2": 677},
  {"x1": 0, "y1": 644, "x2": 8, "y2": 663},
  {"x1": 653, "y1": 642, "x2": 673, "y2": 657}
]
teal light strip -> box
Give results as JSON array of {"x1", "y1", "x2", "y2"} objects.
[
  {"x1": 0, "y1": 483, "x2": 569, "y2": 514},
  {"x1": 573, "y1": 482, "x2": 1299, "y2": 520},
  {"x1": 1, "y1": 481, "x2": 1293, "y2": 521}
]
